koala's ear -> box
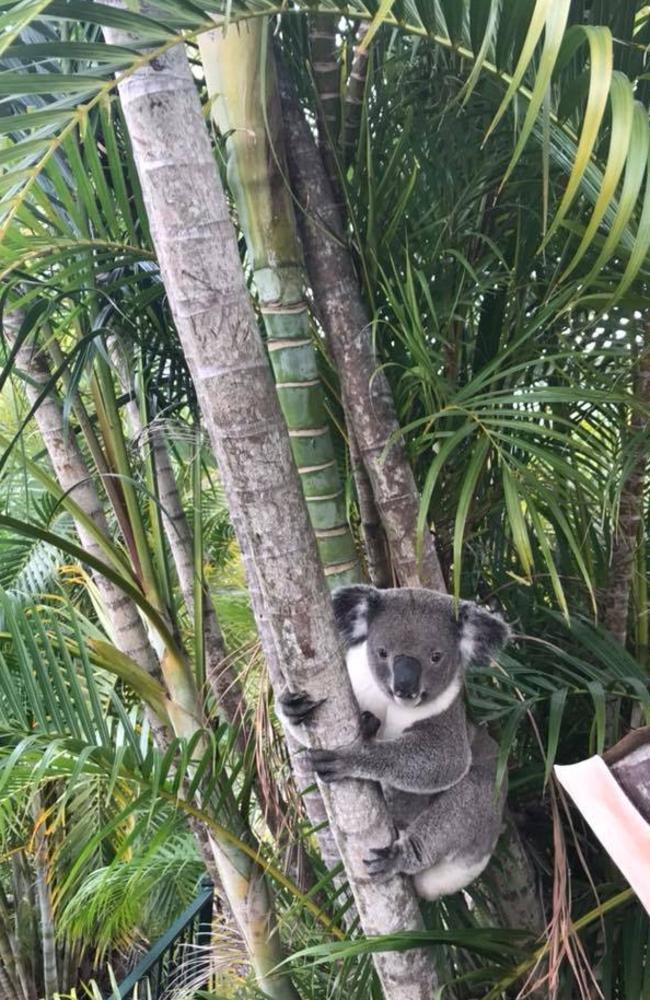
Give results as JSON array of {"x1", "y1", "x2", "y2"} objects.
[
  {"x1": 458, "y1": 602, "x2": 510, "y2": 666},
  {"x1": 332, "y1": 585, "x2": 381, "y2": 646}
]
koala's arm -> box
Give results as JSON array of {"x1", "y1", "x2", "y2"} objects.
[{"x1": 311, "y1": 699, "x2": 471, "y2": 793}]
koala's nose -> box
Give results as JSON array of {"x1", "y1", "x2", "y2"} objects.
[{"x1": 392, "y1": 655, "x2": 421, "y2": 698}]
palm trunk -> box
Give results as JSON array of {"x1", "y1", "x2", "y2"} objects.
[
  {"x1": 349, "y1": 429, "x2": 393, "y2": 586},
  {"x1": 342, "y1": 24, "x2": 370, "y2": 166},
  {"x1": 309, "y1": 14, "x2": 342, "y2": 196},
  {"x1": 199, "y1": 21, "x2": 359, "y2": 588},
  {"x1": 31, "y1": 795, "x2": 58, "y2": 1000},
  {"x1": 108, "y1": 31, "x2": 438, "y2": 998},
  {"x1": 278, "y1": 69, "x2": 446, "y2": 592},
  {"x1": 602, "y1": 342, "x2": 650, "y2": 645}
]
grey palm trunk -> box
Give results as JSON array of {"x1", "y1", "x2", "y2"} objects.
[
  {"x1": 199, "y1": 21, "x2": 359, "y2": 588},
  {"x1": 105, "y1": 21, "x2": 438, "y2": 998}
]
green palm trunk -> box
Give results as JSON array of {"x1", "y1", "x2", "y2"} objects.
[{"x1": 199, "y1": 22, "x2": 359, "y2": 587}]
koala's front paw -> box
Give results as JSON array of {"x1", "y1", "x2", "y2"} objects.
[
  {"x1": 360, "y1": 710, "x2": 381, "y2": 740},
  {"x1": 363, "y1": 840, "x2": 401, "y2": 881},
  {"x1": 310, "y1": 746, "x2": 355, "y2": 783},
  {"x1": 279, "y1": 690, "x2": 325, "y2": 726}
]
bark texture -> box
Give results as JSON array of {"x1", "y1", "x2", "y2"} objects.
[
  {"x1": 278, "y1": 72, "x2": 446, "y2": 593},
  {"x1": 602, "y1": 344, "x2": 650, "y2": 644},
  {"x1": 343, "y1": 23, "x2": 370, "y2": 165},
  {"x1": 605, "y1": 724, "x2": 650, "y2": 821},
  {"x1": 107, "y1": 32, "x2": 437, "y2": 998}
]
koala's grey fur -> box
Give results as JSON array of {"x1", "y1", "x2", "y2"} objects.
[{"x1": 278, "y1": 585, "x2": 509, "y2": 900}]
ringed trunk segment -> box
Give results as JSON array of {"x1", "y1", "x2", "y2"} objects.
[
  {"x1": 106, "y1": 24, "x2": 438, "y2": 997},
  {"x1": 199, "y1": 22, "x2": 359, "y2": 589}
]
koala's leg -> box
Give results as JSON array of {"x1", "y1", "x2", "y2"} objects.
[{"x1": 365, "y1": 766, "x2": 506, "y2": 894}]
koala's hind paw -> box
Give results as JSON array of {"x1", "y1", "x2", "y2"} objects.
[
  {"x1": 279, "y1": 690, "x2": 324, "y2": 725},
  {"x1": 363, "y1": 841, "x2": 400, "y2": 881}
]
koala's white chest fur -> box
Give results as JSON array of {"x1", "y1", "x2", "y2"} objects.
[{"x1": 345, "y1": 642, "x2": 461, "y2": 740}]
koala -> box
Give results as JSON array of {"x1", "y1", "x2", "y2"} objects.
[{"x1": 278, "y1": 585, "x2": 509, "y2": 901}]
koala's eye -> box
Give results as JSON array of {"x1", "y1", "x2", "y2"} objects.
[
  {"x1": 378, "y1": 647, "x2": 388, "y2": 659},
  {"x1": 431, "y1": 651, "x2": 443, "y2": 663}
]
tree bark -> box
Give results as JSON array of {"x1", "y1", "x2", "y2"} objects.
[
  {"x1": 605, "y1": 725, "x2": 650, "y2": 821},
  {"x1": 602, "y1": 342, "x2": 650, "y2": 645},
  {"x1": 278, "y1": 71, "x2": 446, "y2": 593},
  {"x1": 107, "y1": 30, "x2": 437, "y2": 998},
  {"x1": 342, "y1": 23, "x2": 370, "y2": 166}
]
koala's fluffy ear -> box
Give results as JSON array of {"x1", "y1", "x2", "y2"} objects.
[
  {"x1": 332, "y1": 585, "x2": 381, "y2": 646},
  {"x1": 458, "y1": 602, "x2": 510, "y2": 666}
]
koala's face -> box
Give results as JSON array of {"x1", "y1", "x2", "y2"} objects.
[{"x1": 333, "y1": 585, "x2": 510, "y2": 708}]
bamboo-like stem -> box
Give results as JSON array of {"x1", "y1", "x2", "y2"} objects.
[
  {"x1": 278, "y1": 66, "x2": 446, "y2": 592},
  {"x1": 107, "y1": 27, "x2": 437, "y2": 997},
  {"x1": 199, "y1": 21, "x2": 359, "y2": 588}
]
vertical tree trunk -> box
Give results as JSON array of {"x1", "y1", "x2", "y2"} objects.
[
  {"x1": 342, "y1": 23, "x2": 370, "y2": 166},
  {"x1": 349, "y1": 430, "x2": 393, "y2": 587},
  {"x1": 107, "y1": 30, "x2": 437, "y2": 998},
  {"x1": 602, "y1": 342, "x2": 650, "y2": 645},
  {"x1": 31, "y1": 795, "x2": 58, "y2": 1000},
  {"x1": 107, "y1": 335, "x2": 245, "y2": 730},
  {"x1": 278, "y1": 70, "x2": 446, "y2": 593},
  {"x1": 602, "y1": 339, "x2": 650, "y2": 733},
  {"x1": 309, "y1": 14, "x2": 342, "y2": 195},
  {"x1": 199, "y1": 21, "x2": 359, "y2": 588}
]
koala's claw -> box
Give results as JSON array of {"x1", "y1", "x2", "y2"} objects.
[
  {"x1": 363, "y1": 842, "x2": 400, "y2": 880},
  {"x1": 279, "y1": 691, "x2": 324, "y2": 725},
  {"x1": 310, "y1": 747, "x2": 351, "y2": 782}
]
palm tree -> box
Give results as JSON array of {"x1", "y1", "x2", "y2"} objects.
[{"x1": 2, "y1": 1, "x2": 650, "y2": 997}]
